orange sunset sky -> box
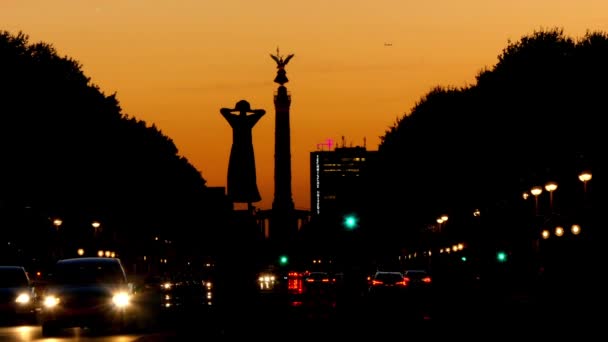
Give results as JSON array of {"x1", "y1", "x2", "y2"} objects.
[{"x1": 2, "y1": 1, "x2": 607, "y2": 211}]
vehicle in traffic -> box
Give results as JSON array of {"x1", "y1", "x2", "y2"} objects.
[
  {"x1": 159, "y1": 272, "x2": 213, "y2": 310},
  {"x1": 403, "y1": 269, "x2": 432, "y2": 289},
  {"x1": 0, "y1": 266, "x2": 37, "y2": 323},
  {"x1": 367, "y1": 271, "x2": 407, "y2": 296},
  {"x1": 37, "y1": 257, "x2": 136, "y2": 336},
  {"x1": 257, "y1": 267, "x2": 280, "y2": 292},
  {"x1": 303, "y1": 271, "x2": 334, "y2": 285}
]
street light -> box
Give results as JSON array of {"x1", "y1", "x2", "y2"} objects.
[
  {"x1": 544, "y1": 182, "x2": 558, "y2": 213},
  {"x1": 571, "y1": 224, "x2": 581, "y2": 235},
  {"x1": 578, "y1": 171, "x2": 592, "y2": 194},
  {"x1": 53, "y1": 218, "x2": 63, "y2": 231},
  {"x1": 91, "y1": 221, "x2": 101, "y2": 236},
  {"x1": 436, "y1": 215, "x2": 448, "y2": 233},
  {"x1": 530, "y1": 186, "x2": 543, "y2": 215}
]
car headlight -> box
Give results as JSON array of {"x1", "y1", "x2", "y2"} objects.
[
  {"x1": 15, "y1": 293, "x2": 31, "y2": 304},
  {"x1": 112, "y1": 292, "x2": 130, "y2": 308},
  {"x1": 43, "y1": 296, "x2": 60, "y2": 308}
]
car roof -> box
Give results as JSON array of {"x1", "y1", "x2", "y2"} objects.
[
  {"x1": 375, "y1": 271, "x2": 402, "y2": 275},
  {"x1": 0, "y1": 266, "x2": 26, "y2": 270},
  {"x1": 57, "y1": 257, "x2": 122, "y2": 265},
  {"x1": 404, "y1": 269, "x2": 428, "y2": 274}
]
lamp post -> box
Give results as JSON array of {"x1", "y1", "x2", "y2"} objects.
[
  {"x1": 91, "y1": 221, "x2": 101, "y2": 238},
  {"x1": 544, "y1": 182, "x2": 558, "y2": 213},
  {"x1": 578, "y1": 171, "x2": 592, "y2": 195},
  {"x1": 53, "y1": 218, "x2": 63, "y2": 232},
  {"x1": 530, "y1": 186, "x2": 543, "y2": 216},
  {"x1": 436, "y1": 215, "x2": 448, "y2": 233}
]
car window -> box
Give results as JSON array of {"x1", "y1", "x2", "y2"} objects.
[
  {"x1": 52, "y1": 263, "x2": 126, "y2": 285},
  {"x1": 0, "y1": 268, "x2": 29, "y2": 287},
  {"x1": 405, "y1": 271, "x2": 428, "y2": 278},
  {"x1": 374, "y1": 272, "x2": 403, "y2": 282}
]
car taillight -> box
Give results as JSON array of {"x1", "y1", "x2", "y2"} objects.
[
  {"x1": 288, "y1": 275, "x2": 303, "y2": 294},
  {"x1": 422, "y1": 277, "x2": 432, "y2": 283},
  {"x1": 371, "y1": 280, "x2": 384, "y2": 286}
]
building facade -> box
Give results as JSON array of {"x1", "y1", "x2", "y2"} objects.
[{"x1": 310, "y1": 145, "x2": 377, "y2": 218}]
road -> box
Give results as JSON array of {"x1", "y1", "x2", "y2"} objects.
[{"x1": 0, "y1": 276, "x2": 600, "y2": 341}]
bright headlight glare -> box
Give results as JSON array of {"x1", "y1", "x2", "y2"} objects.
[
  {"x1": 44, "y1": 296, "x2": 60, "y2": 308},
  {"x1": 15, "y1": 293, "x2": 31, "y2": 304},
  {"x1": 112, "y1": 292, "x2": 130, "y2": 308}
]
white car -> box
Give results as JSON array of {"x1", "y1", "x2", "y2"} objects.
[
  {"x1": 38, "y1": 257, "x2": 136, "y2": 336},
  {"x1": 0, "y1": 266, "x2": 37, "y2": 323}
]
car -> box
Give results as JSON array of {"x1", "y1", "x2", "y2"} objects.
[
  {"x1": 37, "y1": 257, "x2": 136, "y2": 336},
  {"x1": 367, "y1": 271, "x2": 407, "y2": 296},
  {"x1": 0, "y1": 266, "x2": 37, "y2": 324},
  {"x1": 159, "y1": 272, "x2": 213, "y2": 310},
  {"x1": 303, "y1": 271, "x2": 334, "y2": 284},
  {"x1": 257, "y1": 267, "x2": 280, "y2": 292},
  {"x1": 403, "y1": 269, "x2": 433, "y2": 289}
]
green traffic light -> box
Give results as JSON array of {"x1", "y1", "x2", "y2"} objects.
[
  {"x1": 496, "y1": 251, "x2": 507, "y2": 262},
  {"x1": 343, "y1": 214, "x2": 359, "y2": 230},
  {"x1": 279, "y1": 255, "x2": 289, "y2": 265}
]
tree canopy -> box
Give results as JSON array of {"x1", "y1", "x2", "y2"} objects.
[
  {"x1": 363, "y1": 28, "x2": 601, "y2": 248},
  {"x1": 0, "y1": 31, "x2": 228, "y2": 261}
]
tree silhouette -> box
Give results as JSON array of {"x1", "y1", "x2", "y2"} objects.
[
  {"x1": 362, "y1": 28, "x2": 601, "y2": 250},
  {"x1": 0, "y1": 31, "x2": 228, "y2": 265}
]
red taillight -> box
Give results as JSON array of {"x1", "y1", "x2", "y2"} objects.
[
  {"x1": 288, "y1": 273, "x2": 303, "y2": 294},
  {"x1": 396, "y1": 280, "x2": 407, "y2": 286},
  {"x1": 422, "y1": 277, "x2": 432, "y2": 283},
  {"x1": 371, "y1": 280, "x2": 384, "y2": 286}
]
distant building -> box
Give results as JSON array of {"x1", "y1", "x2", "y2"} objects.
[{"x1": 310, "y1": 145, "x2": 377, "y2": 218}]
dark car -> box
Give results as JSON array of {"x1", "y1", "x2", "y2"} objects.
[
  {"x1": 0, "y1": 266, "x2": 37, "y2": 324},
  {"x1": 159, "y1": 272, "x2": 213, "y2": 310},
  {"x1": 367, "y1": 271, "x2": 407, "y2": 296},
  {"x1": 403, "y1": 269, "x2": 433, "y2": 290},
  {"x1": 37, "y1": 257, "x2": 136, "y2": 336}
]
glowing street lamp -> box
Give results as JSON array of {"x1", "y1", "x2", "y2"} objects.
[
  {"x1": 53, "y1": 218, "x2": 63, "y2": 231},
  {"x1": 530, "y1": 186, "x2": 543, "y2": 215},
  {"x1": 91, "y1": 221, "x2": 101, "y2": 236},
  {"x1": 544, "y1": 182, "x2": 558, "y2": 213},
  {"x1": 436, "y1": 215, "x2": 448, "y2": 233},
  {"x1": 578, "y1": 171, "x2": 592, "y2": 194}
]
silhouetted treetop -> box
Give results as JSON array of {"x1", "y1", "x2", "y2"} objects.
[
  {"x1": 365, "y1": 28, "x2": 602, "y2": 245},
  {"x1": 0, "y1": 30, "x2": 225, "y2": 256}
]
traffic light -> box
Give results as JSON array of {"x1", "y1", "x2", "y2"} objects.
[
  {"x1": 342, "y1": 213, "x2": 359, "y2": 230},
  {"x1": 496, "y1": 250, "x2": 508, "y2": 263},
  {"x1": 278, "y1": 254, "x2": 289, "y2": 266}
]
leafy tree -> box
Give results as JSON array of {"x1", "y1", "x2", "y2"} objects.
[
  {"x1": 0, "y1": 31, "x2": 229, "y2": 264},
  {"x1": 362, "y1": 28, "x2": 601, "y2": 250}
]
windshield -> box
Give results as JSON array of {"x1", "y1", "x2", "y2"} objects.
[
  {"x1": 0, "y1": 268, "x2": 29, "y2": 287},
  {"x1": 52, "y1": 263, "x2": 126, "y2": 285}
]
